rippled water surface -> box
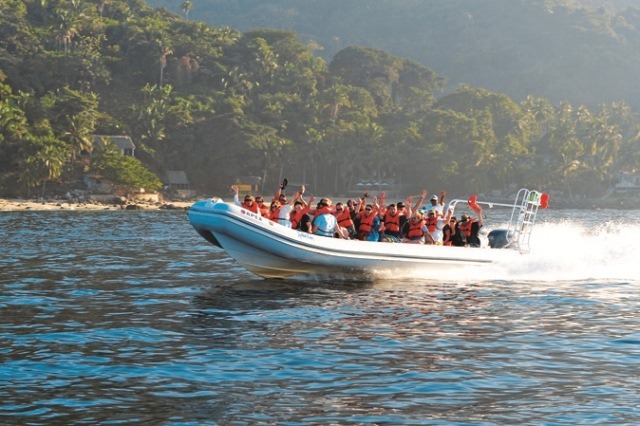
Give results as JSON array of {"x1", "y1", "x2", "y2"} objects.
[{"x1": 1, "y1": 209, "x2": 640, "y2": 424}]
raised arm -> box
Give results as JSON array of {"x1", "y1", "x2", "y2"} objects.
[
  {"x1": 231, "y1": 184, "x2": 241, "y2": 206},
  {"x1": 288, "y1": 185, "x2": 305, "y2": 206},
  {"x1": 444, "y1": 208, "x2": 453, "y2": 222},
  {"x1": 405, "y1": 196, "x2": 413, "y2": 218},
  {"x1": 355, "y1": 193, "x2": 367, "y2": 214},
  {"x1": 288, "y1": 192, "x2": 301, "y2": 206},
  {"x1": 475, "y1": 205, "x2": 484, "y2": 228},
  {"x1": 274, "y1": 178, "x2": 288, "y2": 200},
  {"x1": 412, "y1": 189, "x2": 427, "y2": 213}
]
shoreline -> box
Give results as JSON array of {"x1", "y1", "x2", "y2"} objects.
[
  {"x1": 0, "y1": 198, "x2": 194, "y2": 211},
  {"x1": 2, "y1": 194, "x2": 640, "y2": 211}
]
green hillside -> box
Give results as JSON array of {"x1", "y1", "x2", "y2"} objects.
[
  {"x1": 1, "y1": 0, "x2": 639, "y2": 203},
  {"x1": 149, "y1": 0, "x2": 640, "y2": 108}
]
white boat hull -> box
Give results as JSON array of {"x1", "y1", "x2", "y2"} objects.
[{"x1": 188, "y1": 198, "x2": 522, "y2": 280}]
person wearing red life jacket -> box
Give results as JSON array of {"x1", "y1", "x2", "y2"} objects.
[
  {"x1": 425, "y1": 208, "x2": 451, "y2": 245},
  {"x1": 379, "y1": 203, "x2": 402, "y2": 242},
  {"x1": 231, "y1": 185, "x2": 260, "y2": 214},
  {"x1": 395, "y1": 195, "x2": 413, "y2": 231},
  {"x1": 355, "y1": 204, "x2": 380, "y2": 241},
  {"x1": 397, "y1": 190, "x2": 427, "y2": 237},
  {"x1": 290, "y1": 200, "x2": 312, "y2": 232},
  {"x1": 272, "y1": 183, "x2": 308, "y2": 228},
  {"x1": 255, "y1": 195, "x2": 269, "y2": 217},
  {"x1": 267, "y1": 201, "x2": 280, "y2": 221},
  {"x1": 334, "y1": 202, "x2": 356, "y2": 239},
  {"x1": 402, "y1": 212, "x2": 435, "y2": 244}
]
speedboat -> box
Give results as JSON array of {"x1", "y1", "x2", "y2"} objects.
[{"x1": 188, "y1": 188, "x2": 548, "y2": 279}]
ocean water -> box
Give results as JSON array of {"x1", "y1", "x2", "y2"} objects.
[{"x1": 1, "y1": 208, "x2": 639, "y2": 424}]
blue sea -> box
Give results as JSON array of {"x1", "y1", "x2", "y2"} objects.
[{"x1": 1, "y1": 207, "x2": 639, "y2": 424}]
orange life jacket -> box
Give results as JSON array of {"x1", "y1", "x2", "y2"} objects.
[
  {"x1": 425, "y1": 216, "x2": 438, "y2": 233},
  {"x1": 460, "y1": 219, "x2": 476, "y2": 237},
  {"x1": 383, "y1": 211, "x2": 401, "y2": 233},
  {"x1": 336, "y1": 210, "x2": 354, "y2": 228},
  {"x1": 358, "y1": 212, "x2": 376, "y2": 233},
  {"x1": 314, "y1": 206, "x2": 333, "y2": 217},
  {"x1": 407, "y1": 219, "x2": 425, "y2": 239},
  {"x1": 290, "y1": 208, "x2": 309, "y2": 229},
  {"x1": 242, "y1": 201, "x2": 260, "y2": 214},
  {"x1": 258, "y1": 203, "x2": 269, "y2": 217},
  {"x1": 267, "y1": 205, "x2": 279, "y2": 221},
  {"x1": 273, "y1": 205, "x2": 283, "y2": 221}
]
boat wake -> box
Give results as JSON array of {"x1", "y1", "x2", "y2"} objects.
[
  {"x1": 364, "y1": 220, "x2": 639, "y2": 285},
  {"x1": 482, "y1": 220, "x2": 637, "y2": 283}
]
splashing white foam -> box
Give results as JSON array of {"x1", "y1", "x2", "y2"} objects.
[
  {"x1": 369, "y1": 219, "x2": 640, "y2": 285},
  {"x1": 487, "y1": 220, "x2": 640, "y2": 282}
]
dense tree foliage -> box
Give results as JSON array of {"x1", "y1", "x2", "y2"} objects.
[
  {"x1": 158, "y1": 0, "x2": 640, "y2": 109},
  {"x1": 1, "y1": 0, "x2": 639, "y2": 202},
  {"x1": 91, "y1": 141, "x2": 163, "y2": 192}
]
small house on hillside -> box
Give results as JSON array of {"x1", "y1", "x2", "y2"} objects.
[
  {"x1": 164, "y1": 170, "x2": 196, "y2": 199},
  {"x1": 93, "y1": 135, "x2": 136, "y2": 157}
]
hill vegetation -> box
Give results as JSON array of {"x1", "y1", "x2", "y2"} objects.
[
  {"x1": 151, "y1": 0, "x2": 640, "y2": 109},
  {"x1": 1, "y1": 0, "x2": 639, "y2": 203}
]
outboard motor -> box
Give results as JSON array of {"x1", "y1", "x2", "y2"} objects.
[{"x1": 487, "y1": 229, "x2": 513, "y2": 249}]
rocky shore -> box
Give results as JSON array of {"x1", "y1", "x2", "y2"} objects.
[{"x1": 0, "y1": 198, "x2": 194, "y2": 211}]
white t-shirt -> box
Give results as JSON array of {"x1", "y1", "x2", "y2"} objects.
[
  {"x1": 428, "y1": 218, "x2": 447, "y2": 243},
  {"x1": 425, "y1": 202, "x2": 444, "y2": 215},
  {"x1": 277, "y1": 205, "x2": 293, "y2": 227}
]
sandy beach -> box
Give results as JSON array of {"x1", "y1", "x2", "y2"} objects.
[{"x1": 0, "y1": 198, "x2": 194, "y2": 211}]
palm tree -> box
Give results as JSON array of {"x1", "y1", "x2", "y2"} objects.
[
  {"x1": 53, "y1": 8, "x2": 79, "y2": 53},
  {"x1": 158, "y1": 45, "x2": 173, "y2": 86},
  {"x1": 19, "y1": 137, "x2": 68, "y2": 197},
  {"x1": 61, "y1": 112, "x2": 96, "y2": 161},
  {"x1": 181, "y1": 1, "x2": 194, "y2": 21}
]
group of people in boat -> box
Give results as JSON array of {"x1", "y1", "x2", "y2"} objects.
[{"x1": 231, "y1": 183, "x2": 484, "y2": 247}]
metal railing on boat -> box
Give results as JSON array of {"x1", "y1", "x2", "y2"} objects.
[{"x1": 448, "y1": 188, "x2": 549, "y2": 252}]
